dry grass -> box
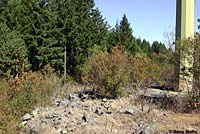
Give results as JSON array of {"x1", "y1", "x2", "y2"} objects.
[{"x1": 0, "y1": 71, "x2": 63, "y2": 134}]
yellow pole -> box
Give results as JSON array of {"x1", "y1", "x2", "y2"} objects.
[{"x1": 176, "y1": 0, "x2": 194, "y2": 92}]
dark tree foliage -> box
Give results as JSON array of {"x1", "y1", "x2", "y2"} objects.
[
  {"x1": 48, "y1": 0, "x2": 109, "y2": 75},
  {"x1": 0, "y1": 0, "x2": 108, "y2": 75},
  {"x1": 151, "y1": 41, "x2": 167, "y2": 54},
  {"x1": 0, "y1": 23, "x2": 28, "y2": 77},
  {"x1": 0, "y1": 0, "x2": 167, "y2": 77},
  {"x1": 109, "y1": 14, "x2": 140, "y2": 54}
]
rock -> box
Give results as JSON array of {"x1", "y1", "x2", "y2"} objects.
[
  {"x1": 138, "y1": 124, "x2": 157, "y2": 134},
  {"x1": 139, "y1": 88, "x2": 184, "y2": 99},
  {"x1": 23, "y1": 113, "x2": 32, "y2": 121},
  {"x1": 70, "y1": 101, "x2": 81, "y2": 109},
  {"x1": 60, "y1": 100, "x2": 70, "y2": 107},
  {"x1": 101, "y1": 101, "x2": 111, "y2": 110},
  {"x1": 118, "y1": 108, "x2": 135, "y2": 115},
  {"x1": 62, "y1": 129, "x2": 67, "y2": 134},
  {"x1": 58, "y1": 128, "x2": 63, "y2": 133},
  {"x1": 143, "y1": 124, "x2": 156, "y2": 134},
  {"x1": 32, "y1": 108, "x2": 41, "y2": 117},
  {"x1": 102, "y1": 98, "x2": 107, "y2": 102},
  {"x1": 68, "y1": 110, "x2": 73, "y2": 115},
  {"x1": 58, "y1": 128, "x2": 67, "y2": 134},
  {"x1": 95, "y1": 107, "x2": 104, "y2": 116},
  {"x1": 82, "y1": 104, "x2": 90, "y2": 111},
  {"x1": 69, "y1": 93, "x2": 80, "y2": 101},
  {"x1": 41, "y1": 118, "x2": 53, "y2": 125},
  {"x1": 21, "y1": 121, "x2": 27, "y2": 126},
  {"x1": 111, "y1": 128, "x2": 118, "y2": 133},
  {"x1": 82, "y1": 113, "x2": 89, "y2": 124},
  {"x1": 53, "y1": 117, "x2": 62, "y2": 126},
  {"x1": 105, "y1": 110, "x2": 112, "y2": 114},
  {"x1": 53, "y1": 99, "x2": 61, "y2": 106},
  {"x1": 79, "y1": 93, "x2": 89, "y2": 100},
  {"x1": 46, "y1": 113, "x2": 60, "y2": 119}
]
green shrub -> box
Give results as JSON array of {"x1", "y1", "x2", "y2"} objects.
[
  {"x1": 129, "y1": 54, "x2": 175, "y2": 88},
  {"x1": 185, "y1": 91, "x2": 200, "y2": 111},
  {"x1": 82, "y1": 46, "x2": 131, "y2": 98}
]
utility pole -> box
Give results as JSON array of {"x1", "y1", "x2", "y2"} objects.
[{"x1": 176, "y1": 0, "x2": 194, "y2": 92}]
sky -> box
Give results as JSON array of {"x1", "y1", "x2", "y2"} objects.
[{"x1": 94, "y1": 0, "x2": 200, "y2": 44}]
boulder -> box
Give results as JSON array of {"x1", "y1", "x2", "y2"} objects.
[
  {"x1": 23, "y1": 113, "x2": 32, "y2": 121},
  {"x1": 117, "y1": 107, "x2": 141, "y2": 115}
]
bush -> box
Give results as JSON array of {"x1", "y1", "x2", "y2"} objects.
[
  {"x1": 129, "y1": 53, "x2": 175, "y2": 89},
  {"x1": 82, "y1": 46, "x2": 131, "y2": 98},
  {"x1": 82, "y1": 45, "x2": 175, "y2": 98},
  {"x1": 184, "y1": 91, "x2": 200, "y2": 112},
  {"x1": 0, "y1": 71, "x2": 62, "y2": 134}
]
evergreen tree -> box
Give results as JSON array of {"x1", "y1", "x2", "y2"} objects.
[
  {"x1": 89, "y1": 8, "x2": 109, "y2": 50},
  {"x1": 4, "y1": 0, "x2": 63, "y2": 71},
  {"x1": 48, "y1": 0, "x2": 108, "y2": 75},
  {"x1": 108, "y1": 22, "x2": 121, "y2": 51},
  {"x1": 0, "y1": 23, "x2": 28, "y2": 77},
  {"x1": 109, "y1": 14, "x2": 140, "y2": 54},
  {"x1": 151, "y1": 41, "x2": 167, "y2": 54},
  {"x1": 141, "y1": 39, "x2": 151, "y2": 55},
  {"x1": 119, "y1": 14, "x2": 135, "y2": 48}
]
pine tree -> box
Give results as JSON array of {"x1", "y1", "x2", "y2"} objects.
[
  {"x1": 4, "y1": 0, "x2": 63, "y2": 71},
  {"x1": 0, "y1": 0, "x2": 112, "y2": 76},
  {"x1": 141, "y1": 39, "x2": 151, "y2": 55},
  {"x1": 119, "y1": 14, "x2": 135, "y2": 48},
  {"x1": 151, "y1": 41, "x2": 167, "y2": 54},
  {"x1": 108, "y1": 22, "x2": 121, "y2": 47},
  {"x1": 109, "y1": 14, "x2": 140, "y2": 54},
  {"x1": 0, "y1": 23, "x2": 28, "y2": 77},
  {"x1": 89, "y1": 8, "x2": 109, "y2": 50},
  {"x1": 48, "y1": 0, "x2": 109, "y2": 75}
]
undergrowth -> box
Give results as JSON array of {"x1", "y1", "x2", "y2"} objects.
[{"x1": 0, "y1": 70, "x2": 62, "y2": 134}]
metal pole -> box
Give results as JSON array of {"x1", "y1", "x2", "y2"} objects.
[{"x1": 176, "y1": 0, "x2": 194, "y2": 92}]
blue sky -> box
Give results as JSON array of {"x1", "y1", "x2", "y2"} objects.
[{"x1": 94, "y1": 0, "x2": 200, "y2": 44}]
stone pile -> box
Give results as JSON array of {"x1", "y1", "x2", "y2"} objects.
[{"x1": 21, "y1": 92, "x2": 157, "y2": 134}]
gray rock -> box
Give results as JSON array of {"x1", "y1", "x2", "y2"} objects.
[
  {"x1": 118, "y1": 108, "x2": 137, "y2": 115},
  {"x1": 68, "y1": 110, "x2": 73, "y2": 115},
  {"x1": 95, "y1": 107, "x2": 104, "y2": 116},
  {"x1": 138, "y1": 124, "x2": 157, "y2": 134},
  {"x1": 46, "y1": 113, "x2": 60, "y2": 119},
  {"x1": 82, "y1": 104, "x2": 90, "y2": 111},
  {"x1": 111, "y1": 128, "x2": 118, "y2": 134},
  {"x1": 79, "y1": 93, "x2": 89, "y2": 100},
  {"x1": 69, "y1": 93, "x2": 80, "y2": 101},
  {"x1": 32, "y1": 108, "x2": 41, "y2": 117},
  {"x1": 54, "y1": 99, "x2": 61, "y2": 106},
  {"x1": 144, "y1": 124, "x2": 156, "y2": 134},
  {"x1": 60, "y1": 100, "x2": 70, "y2": 107},
  {"x1": 21, "y1": 121, "x2": 27, "y2": 126},
  {"x1": 70, "y1": 101, "x2": 81, "y2": 109},
  {"x1": 41, "y1": 118, "x2": 53, "y2": 125},
  {"x1": 62, "y1": 129, "x2": 67, "y2": 134},
  {"x1": 139, "y1": 88, "x2": 184, "y2": 99},
  {"x1": 23, "y1": 113, "x2": 32, "y2": 121},
  {"x1": 102, "y1": 98, "x2": 107, "y2": 102},
  {"x1": 82, "y1": 113, "x2": 89, "y2": 124},
  {"x1": 53, "y1": 117, "x2": 62, "y2": 126},
  {"x1": 58, "y1": 128, "x2": 63, "y2": 133}
]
